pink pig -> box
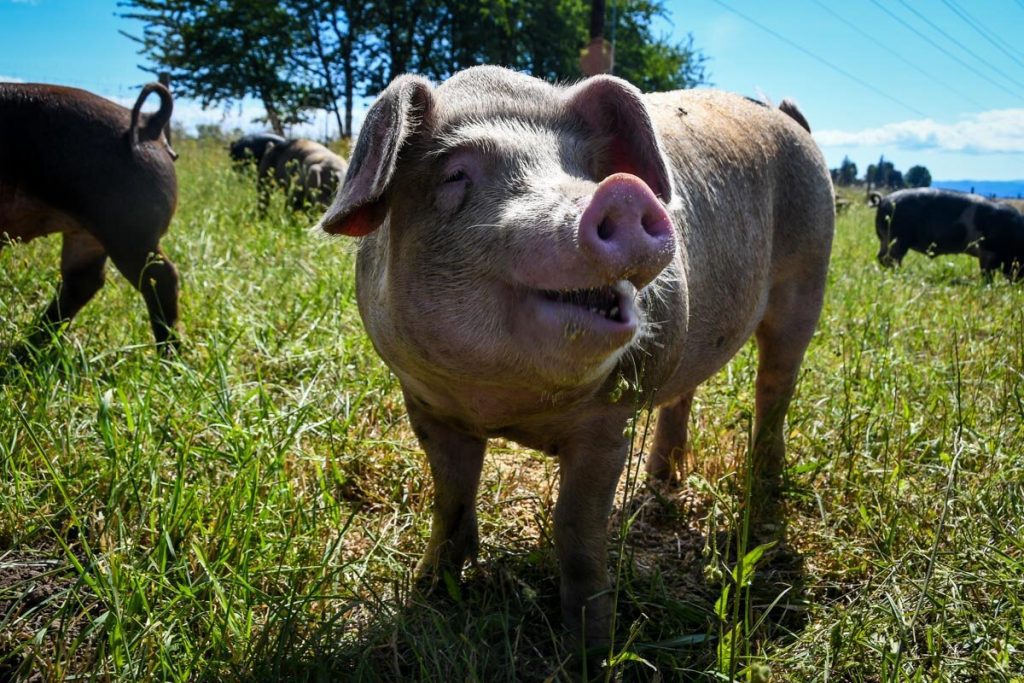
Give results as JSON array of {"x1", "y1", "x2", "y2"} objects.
[{"x1": 319, "y1": 66, "x2": 834, "y2": 646}]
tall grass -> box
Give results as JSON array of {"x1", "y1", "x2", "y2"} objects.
[{"x1": 1, "y1": 144, "x2": 1021, "y2": 681}]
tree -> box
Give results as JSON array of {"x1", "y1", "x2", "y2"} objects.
[
  {"x1": 905, "y1": 165, "x2": 932, "y2": 188},
  {"x1": 121, "y1": 0, "x2": 711, "y2": 138},
  {"x1": 865, "y1": 156, "x2": 904, "y2": 190},
  {"x1": 832, "y1": 156, "x2": 858, "y2": 186},
  {"x1": 121, "y1": 0, "x2": 312, "y2": 135},
  {"x1": 610, "y1": 0, "x2": 709, "y2": 91},
  {"x1": 365, "y1": 0, "x2": 707, "y2": 93},
  {"x1": 288, "y1": 0, "x2": 374, "y2": 138}
]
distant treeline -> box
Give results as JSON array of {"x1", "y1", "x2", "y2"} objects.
[
  {"x1": 121, "y1": 0, "x2": 709, "y2": 138},
  {"x1": 831, "y1": 155, "x2": 932, "y2": 190}
]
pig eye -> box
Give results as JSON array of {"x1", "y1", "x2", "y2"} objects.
[{"x1": 443, "y1": 169, "x2": 469, "y2": 184}]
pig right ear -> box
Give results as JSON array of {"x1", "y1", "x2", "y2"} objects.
[
  {"x1": 319, "y1": 75, "x2": 435, "y2": 237},
  {"x1": 564, "y1": 75, "x2": 672, "y2": 203}
]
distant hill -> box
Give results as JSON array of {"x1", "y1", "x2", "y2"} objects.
[{"x1": 932, "y1": 180, "x2": 1024, "y2": 199}]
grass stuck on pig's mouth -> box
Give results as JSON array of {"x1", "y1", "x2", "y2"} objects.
[{"x1": 0, "y1": 150, "x2": 1022, "y2": 682}]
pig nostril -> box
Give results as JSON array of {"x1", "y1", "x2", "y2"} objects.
[
  {"x1": 597, "y1": 219, "x2": 613, "y2": 241},
  {"x1": 644, "y1": 214, "x2": 671, "y2": 239},
  {"x1": 641, "y1": 214, "x2": 656, "y2": 235}
]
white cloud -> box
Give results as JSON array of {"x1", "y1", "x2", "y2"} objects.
[
  {"x1": 814, "y1": 109, "x2": 1024, "y2": 154},
  {"x1": 0, "y1": 75, "x2": 26, "y2": 82},
  {"x1": 10, "y1": 0, "x2": 41, "y2": 5}
]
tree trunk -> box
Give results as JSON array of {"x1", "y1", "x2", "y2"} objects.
[
  {"x1": 263, "y1": 98, "x2": 285, "y2": 135},
  {"x1": 343, "y1": 46, "x2": 354, "y2": 138},
  {"x1": 330, "y1": 7, "x2": 357, "y2": 139}
]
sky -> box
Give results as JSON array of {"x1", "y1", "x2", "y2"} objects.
[{"x1": 1, "y1": 0, "x2": 1022, "y2": 181}]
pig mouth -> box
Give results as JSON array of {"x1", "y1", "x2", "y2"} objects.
[
  {"x1": 515, "y1": 279, "x2": 640, "y2": 370},
  {"x1": 540, "y1": 285, "x2": 628, "y2": 323}
]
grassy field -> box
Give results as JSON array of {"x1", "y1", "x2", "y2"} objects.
[{"x1": 1, "y1": 142, "x2": 1022, "y2": 682}]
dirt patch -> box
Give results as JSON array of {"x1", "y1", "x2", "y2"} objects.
[{"x1": 0, "y1": 548, "x2": 97, "y2": 682}]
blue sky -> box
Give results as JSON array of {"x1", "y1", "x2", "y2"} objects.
[{"x1": 1, "y1": 0, "x2": 1022, "y2": 180}]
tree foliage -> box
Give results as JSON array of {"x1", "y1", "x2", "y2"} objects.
[
  {"x1": 866, "y1": 157, "x2": 905, "y2": 190},
  {"x1": 905, "y1": 165, "x2": 932, "y2": 188},
  {"x1": 121, "y1": 0, "x2": 313, "y2": 134},
  {"x1": 610, "y1": 0, "x2": 708, "y2": 91},
  {"x1": 831, "y1": 156, "x2": 858, "y2": 186},
  {"x1": 120, "y1": 0, "x2": 710, "y2": 138}
]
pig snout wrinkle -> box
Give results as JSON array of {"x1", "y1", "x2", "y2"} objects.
[{"x1": 578, "y1": 173, "x2": 674, "y2": 290}]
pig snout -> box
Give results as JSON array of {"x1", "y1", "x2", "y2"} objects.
[{"x1": 578, "y1": 173, "x2": 675, "y2": 289}]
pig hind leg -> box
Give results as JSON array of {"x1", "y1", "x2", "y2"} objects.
[
  {"x1": 749, "y1": 271, "x2": 826, "y2": 523},
  {"x1": 108, "y1": 243, "x2": 180, "y2": 351},
  {"x1": 646, "y1": 391, "x2": 694, "y2": 484},
  {"x1": 27, "y1": 230, "x2": 108, "y2": 348}
]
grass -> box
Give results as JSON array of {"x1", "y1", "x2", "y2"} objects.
[{"x1": 1, "y1": 142, "x2": 1022, "y2": 681}]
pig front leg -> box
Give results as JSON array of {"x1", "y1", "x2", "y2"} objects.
[
  {"x1": 406, "y1": 397, "x2": 486, "y2": 583},
  {"x1": 554, "y1": 422, "x2": 630, "y2": 646}
]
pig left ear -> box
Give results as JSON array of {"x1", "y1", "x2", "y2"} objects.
[
  {"x1": 564, "y1": 75, "x2": 672, "y2": 203},
  {"x1": 319, "y1": 75, "x2": 435, "y2": 236}
]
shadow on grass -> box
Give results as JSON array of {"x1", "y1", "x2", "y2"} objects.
[{"x1": 232, "y1": 489, "x2": 810, "y2": 682}]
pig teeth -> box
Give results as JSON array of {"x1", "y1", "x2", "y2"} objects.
[{"x1": 541, "y1": 285, "x2": 625, "y2": 322}]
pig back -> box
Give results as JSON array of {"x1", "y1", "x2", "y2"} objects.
[
  {"x1": 0, "y1": 84, "x2": 177, "y2": 234},
  {"x1": 639, "y1": 89, "x2": 834, "y2": 399}
]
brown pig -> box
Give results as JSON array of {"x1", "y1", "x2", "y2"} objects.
[
  {"x1": 0, "y1": 82, "x2": 179, "y2": 353},
  {"x1": 318, "y1": 66, "x2": 834, "y2": 647},
  {"x1": 257, "y1": 138, "x2": 347, "y2": 212}
]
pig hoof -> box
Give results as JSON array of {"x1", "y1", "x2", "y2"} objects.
[
  {"x1": 412, "y1": 566, "x2": 463, "y2": 603},
  {"x1": 645, "y1": 454, "x2": 681, "y2": 485}
]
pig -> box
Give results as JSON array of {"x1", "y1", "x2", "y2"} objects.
[
  {"x1": 1, "y1": 82, "x2": 180, "y2": 353},
  {"x1": 229, "y1": 131, "x2": 286, "y2": 168},
  {"x1": 318, "y1": 66, "x2": 834, "y2": 647},
  {"x1": 870, "y1": 188, "x2": 1024, "y2": 279},
  {"x1": 257, "y1": 138, "x2": 347, "y2": 211}
]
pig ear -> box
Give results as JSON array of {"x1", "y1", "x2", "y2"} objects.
[
  {"x1": 564, "y1": 75, "x2": 672, "y2": 203},
  {"x1": 319, "y1": 75, "x2": 435, "y2": 236}
]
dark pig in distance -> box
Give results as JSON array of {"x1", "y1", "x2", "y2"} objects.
[
  {"x1": 319, "y1": 66, "x2": 834, "y2": 647},
  {"x1": 258, "y1": 138, "x2": 347, "y2": 212},
  {"x1": 0, "y1": 82, "x2": 180, "y2": 353},
  {"x1": 870, "y1": 188, "x2": 1024, "y2": 279},
  {"x1": 229, "y1": 132, "x2": 286, "y2": 168}
]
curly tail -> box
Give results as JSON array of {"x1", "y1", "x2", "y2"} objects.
[
  {"x1": 129, "y1": 83, "x2": 175, "y2": 154},
  {"x1": 778, "y1": 98, "x2": 810, "y2": 133},
  {"x1": 868, "y1": 191, "x2": 883, "y2": 207}
]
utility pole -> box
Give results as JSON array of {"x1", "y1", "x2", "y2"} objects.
[{"x1": 580, "y1": 0, "x2": 614, "y2": 76}]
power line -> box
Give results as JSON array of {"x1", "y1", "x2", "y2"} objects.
[
  {"x1": 939, "y1": 0, "x2": 1024, "y2": 70},
  {"x1": 896, "y1": 0, "x2": 1024, "y2": 90},
  {"x1": 890, "y1": 0, "x2": 1024, "y2": 94},
  {"x1": 809, "y1": 0, "x2": 987, "y2": 111},
  {"x1": 706, "y1": 0, "x2": 929, "y2": 118},
  {"x1": 868, "y1": 0, "x2": 1024, "y2": 100}
]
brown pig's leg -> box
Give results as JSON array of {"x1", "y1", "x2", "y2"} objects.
[
  {"x1": 109, "y1": 245, "x2": 180, "y2": 351},
  {"x1": 27, "y1": 230, "x2": 107, "y2": 347}
]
